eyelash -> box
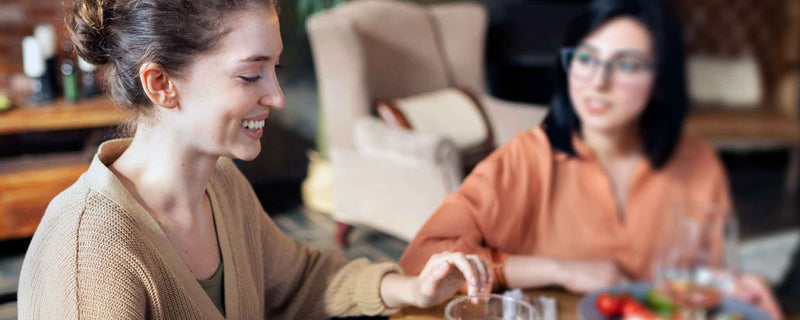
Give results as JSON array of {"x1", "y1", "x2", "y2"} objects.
[
  {"x1": 239, "y1": 75, "x2": 262, "y2": 83},
  {"x1": 238, "y1": 65, "x2": 282, "y2": 83}
]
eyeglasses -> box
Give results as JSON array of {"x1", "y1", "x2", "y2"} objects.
[{"x1": 560, "y1": 47, "x2": 655, "y2": 86}]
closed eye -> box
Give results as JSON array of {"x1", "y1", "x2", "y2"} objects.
[{"x1": 238, "y1": 75, "x2": 262, "y2": 83}]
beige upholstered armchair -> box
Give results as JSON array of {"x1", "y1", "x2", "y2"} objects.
[{"x1": 306, "y1": 0, "x2": 547, "y2": 244}]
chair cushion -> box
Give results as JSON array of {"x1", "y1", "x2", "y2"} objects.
[
  {"x1": 375, "y1": 88, "x2": 494, "y2": 169},
  {"x1": 687, "y1": 54, "x2": 764, "y2": 108}
]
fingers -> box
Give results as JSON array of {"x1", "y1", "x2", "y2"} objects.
[
  {"x1": 419, "y1": 253, "x2": 443, "y2": 278},
  {"x1": 418, "y1": 251, "x2": 494, "y2": 298},
  {"x1": 466, "y1": 254, "x2": 491, "y2": 293},
  {"x1": 735, "y1": 275, "x2": 784, "y2": 320},
  {"x1": 442, "y1": 252, "x2": 480, "y2": 295}
]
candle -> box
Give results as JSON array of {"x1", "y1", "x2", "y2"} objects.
[
  {"x1": 22, "y1": 36, "x2": 45, "y2": 77},
  {"x1": 34, "y1": 24, "x2": 56, "y2": 58}
]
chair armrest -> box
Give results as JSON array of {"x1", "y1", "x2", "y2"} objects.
[{"x1": 479, "y1": 94, "x2": 549, "y2": 145}]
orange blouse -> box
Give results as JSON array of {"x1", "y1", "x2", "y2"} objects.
[{"x1": 399, "y1": 127, "x2": 731, "y2": 287}]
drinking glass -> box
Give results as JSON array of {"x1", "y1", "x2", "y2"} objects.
[
  {"x1": 445, "y1": 294, "x2": 539, "y2": 320},
  {"x1": 652, "y1": 202, "x2": 739, "y2": 320}
]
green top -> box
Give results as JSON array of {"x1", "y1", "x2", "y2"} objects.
[{"x1": 197, "y1": 262, "x2": 225, "y2": 316}]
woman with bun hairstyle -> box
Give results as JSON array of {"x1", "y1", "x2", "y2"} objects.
[{"x1": 17, "y1": 0, "x2": 492, "y2": 318}]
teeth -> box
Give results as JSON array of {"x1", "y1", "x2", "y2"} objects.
[{"x1": 240, "y1": 119, "x2": 265, "y2": 130}]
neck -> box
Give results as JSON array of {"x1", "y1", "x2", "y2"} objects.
[
  {"x1": 581, "y1": 124, "x2": 642, "y2": 162},
  {"x1": 111, "y1": 122, "x2": 219, "y2": 223}
]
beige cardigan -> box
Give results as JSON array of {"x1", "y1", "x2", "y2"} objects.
[{"x1": 18, "y1": 139, "x2": 402, "y2": 319}]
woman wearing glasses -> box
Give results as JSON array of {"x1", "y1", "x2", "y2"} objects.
[{"x1": 400, "y1": 0, "x2": 783, "y2": 318}]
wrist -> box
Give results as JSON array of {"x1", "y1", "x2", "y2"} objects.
[
  {"x1": 380, "y1": 273, "x2": 417, "y2": 309},
  {"x1": 505, "y1": 255, "x2": 565, "y2": 289},
  {"x1": 548, "y1": 257, "x2": 570, "y2": 287}
]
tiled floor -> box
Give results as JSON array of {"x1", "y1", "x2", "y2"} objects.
[{"x1": 273, "y1": 207, "x2": 408, "y2": 262}]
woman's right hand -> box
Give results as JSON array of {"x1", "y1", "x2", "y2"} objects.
[{"x1": 556, "y1": 259, "x2": 628, "y2": 293}]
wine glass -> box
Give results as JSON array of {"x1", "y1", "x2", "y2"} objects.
[{"x1": 652, "y1": 201, "x2": 739, "y2": 320}]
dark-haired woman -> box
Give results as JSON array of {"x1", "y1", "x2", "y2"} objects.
[
  {"x1": 17, "y1": 0, "x2": 492, "y2": 319},
  {"x1": 399, "y1": 0, "x2": 782, "y2": 318}
]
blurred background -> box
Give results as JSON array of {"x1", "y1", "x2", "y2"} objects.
[{"x1": 0, "y1": 0, "x2": 798, "y2": 318}]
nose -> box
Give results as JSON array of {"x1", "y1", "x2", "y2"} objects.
[
  {"x1": 259, "y1": 76, "x2": 286, "y2": 110},
  {"x1": 589, "y1": 62, "x2": 612, "y2": 90}
]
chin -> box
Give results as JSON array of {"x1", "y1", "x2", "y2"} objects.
[
  {"x1": 580, "y1": 117, "x2": 628, "y2": 133},
  {"x1": 232, "y1": 145, "x2": 261, "y2": 161},
  {"x1": 238, "y1": 153, "x2": 259, "y2": 161}
]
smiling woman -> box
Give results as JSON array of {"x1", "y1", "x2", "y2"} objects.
[{"x1": 15, "y1": 0, "x2": 493, "y2": 319}]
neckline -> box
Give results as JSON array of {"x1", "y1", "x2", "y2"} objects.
[
  {"x1": 86, "y1": 139, "x2": 237, "y2": 320},
  {"x1": 197, "y1": 261, "x2": 223, "y2": 285}
]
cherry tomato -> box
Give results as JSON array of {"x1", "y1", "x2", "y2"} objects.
[
  {"x1": 595, "y1": 293, "x2": 621, "y2": 317},
  {"x1": 620, "y1": 297, "x2": 658, "y2": 320}
]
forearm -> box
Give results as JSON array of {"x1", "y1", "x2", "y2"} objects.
[{"x1": 503, "y1": 255, "x2": 565, "y2": 289}]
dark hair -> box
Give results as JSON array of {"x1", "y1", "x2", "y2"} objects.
[
  {"x1": 68, "y1": 0, "x2": 277, "y2": 119},
  {"x1": 542, "y1": 0, "x2": 687, "y2": 168}
]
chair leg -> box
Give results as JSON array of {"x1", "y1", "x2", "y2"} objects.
[{"x1": 336, "y1": 222, "x2": 352, "y2": 248}]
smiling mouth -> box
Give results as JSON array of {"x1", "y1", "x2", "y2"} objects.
[
  {"x1": 585, "y1": 97, "x2": 612, "y2": 113},
  {"x1": 240, "y1": 119, "x2": 265, "y2": 130}
]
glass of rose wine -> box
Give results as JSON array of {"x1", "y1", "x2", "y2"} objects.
[{"x1": 652, "y1": 201, "x2": 739, "y2": 320}]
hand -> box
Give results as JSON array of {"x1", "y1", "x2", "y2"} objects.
[
  {"x1": 557, "y1": 259, "x2": 627, "y2": 293},
  {"x1": 410, "y1": 252, "x2": 493, "y2": 308},
  {"x1": 734, "y1": 274, "x2": 784, "y2": 320}
]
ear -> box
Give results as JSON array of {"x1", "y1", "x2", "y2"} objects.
[{"x1": 139, "y1": 62, "x2": 180, "y2": 109}]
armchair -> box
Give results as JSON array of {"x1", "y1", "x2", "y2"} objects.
[{"x1": 306, "y1": 0, "x2": 547, "y2": 243}]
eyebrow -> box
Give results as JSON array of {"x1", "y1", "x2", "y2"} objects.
[
  {"x1": 578, "y1": 43, "x2": 651, "y2": 59},
  {"x1": 239, "y1": 55, "x2": 272, "y2": 63},
  {"x1": 577, "y1": 43, "x2": 599, "y2": 52},
  {"x1": 238, "y1": 49, "x2": 284, "y2": 63}
]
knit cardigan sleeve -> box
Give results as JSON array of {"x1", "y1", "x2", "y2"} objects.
[
  {"x1": 257, "y1": 211, "x2": 402, "y2": 318},
  {"x1": 221, "y1": 159, "x2": 402, "y2": 318}
]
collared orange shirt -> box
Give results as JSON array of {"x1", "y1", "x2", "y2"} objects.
[{"x1": 399, "y1": 127, "x2": 731, "y2": 287}]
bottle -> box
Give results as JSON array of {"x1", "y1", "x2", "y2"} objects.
[
  {"x1": 61, "y1": 59, "x2": 79, "y2": 103},
  {"x1": 22, "y1": 36, "x2": 56, "y2": 104},
  {"x1": 78, "y1": 57, "x2": 99, "y2": 98},
  {"x1": 61, "y1": 41, "x2": 80, "y2": 103},
  {"x1": 34, "y1": 25, "x2": 59, "y2": 97}
]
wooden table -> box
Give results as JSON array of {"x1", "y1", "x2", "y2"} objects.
[
  {"x1": 390, "y1": 289, "x2": 582, "y2": 320},
  {"x1": 389, "y1": 289, "x2": 800, "y2": 320}
]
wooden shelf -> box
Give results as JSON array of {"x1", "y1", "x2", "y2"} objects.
[
  {"x1": 0, "y1": 154, "x2": 89, "y2": 240},
  {"x1": 0, "y1": 96, "x2": 125, "y2": 240},
  {"x1": 686, "y1": 109, "x2": 800, "y2": 148},
  {"x1": 0, "y1": 96, "x2": 128, "y2": 135}
]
